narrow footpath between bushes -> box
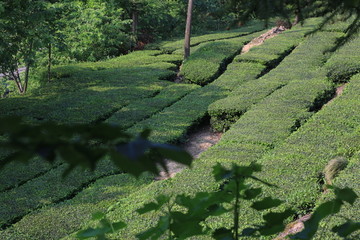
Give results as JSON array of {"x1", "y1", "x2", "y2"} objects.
[
  {"x1": 156, "y1": 125, "x2": 222, "y2": 180},
  {"x1": 157, "y1": 26, "x2": 287, "y2": 180}
]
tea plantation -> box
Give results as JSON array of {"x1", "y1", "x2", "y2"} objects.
[{"x1": 0, "y1": 18, "x2": 359, "y2": 240}]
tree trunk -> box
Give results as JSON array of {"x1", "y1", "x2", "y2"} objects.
[
  {"x1": 132, "y1": 10, "x2": 138, "y2": 35},
  {"x1": 12, "y1": 70, "x2": 24, "y2": 94},
  {"x1": 293, "y1": 12, "x2": 300, "y2": 25},
  {"x1": 293, "y1": 0, "x2": 302, "y2": 25},
  {"x1": 184, "y1": 0, "x2": 194, "y2": 59},
  {"x1": 23, "y1": 63, "x2": 30, "y2": 94},
  {"x1": 48, "y1": 43, "x2": 52, "y2": 82}
]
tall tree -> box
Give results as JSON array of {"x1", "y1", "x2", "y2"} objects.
[
  {"x1": 184, "y1": 0, "x2": 194, "y2": 59},
  {"x1": 0, "y1": 0, "x2": 51, "y2": 94}
]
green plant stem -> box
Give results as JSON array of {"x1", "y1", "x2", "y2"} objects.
[
  {"x1": 168, "y1": 203, "x2": 172, "y2": 240},
  {"x1": 234, "y1": 179, "x2": 240, "y2": 240}
]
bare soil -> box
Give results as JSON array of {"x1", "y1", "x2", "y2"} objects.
[
  {"x1": 155, "y1": 125, "x2": 222, "y2": 180},
  {"x1": 241, "y1": 26, "x2": 286, "y2": 54},
  {"x1": 324, "y1": 83, "x2": 347, "y2": 108},
  {"x1": 274, "y1": 214, "x2": 312, "y2": 240}
]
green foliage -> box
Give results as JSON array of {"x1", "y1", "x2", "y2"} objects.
[
  {"x1": 233, "y1": 26, "x2": 304, "y2": 66},
  {"x1": 232, "y1": 0, "x2": 360, "y2": 49},
  {"x1": 221, "y1": 78, "x2": 334, "y2": 146},
  {"x1": 293, "y1": 186, "x2": 358, "y2": 239},
  {"x1": 60, "y1": 1, "x2": 134, "y2": 61},
  {"x1": 180, "y1": 32, "x2": 262, "y2": 85},
  {"x1": 132, "y1": 163, "x2": 293, "y2": 240},
  {"x1": 1, "y1": 173, "x2": 151, "y2": 240},
  {"x1": 106, "y1": 84, "x2": 200, "y2": 129},
  {"x1": 75, "y1": 164, "x2": 358, "y2": 240},
  {"x1": 77, "y1": 212, "x2": 126, "y2": 239},
  {"x1": 0, "y1": 0, "x2": 54, "y2": 93},
  {"x1": 312, "y1": 152, "x2": 360, "y2": 239},
  {"x1": 0, "y1": 50, "x2": 178, "y2": 123},
  {"x1": 0, "y1": 117, "x2": 192, "y2": 178},
  {"x1": 209, "y1": 27, "x2": 338, "y2": 132},
  {"x1": 324, "y1": 34, "x2": 360, "y2": 82},
  {"x1": 243, "y1": 73, "x2": 360, "y2": 232},
  {"x1": 0, "y1": 116, "x2": 192, "y2": 230}
]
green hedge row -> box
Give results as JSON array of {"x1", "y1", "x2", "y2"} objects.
[
  {"x1": 0, "y1": 173, "x2": 152, "y2": 240},
  {"x1": 321, "y1": 15, "x2": 357, "y2": 32},
  {"x1": 221, "y1": 77, "x2": 334, "y2": 146},
  {"x1": 106, "y1": 84, "x2": 199, "y2": 129},
  {"x1": 0, "y1": 56, "x2": 179, "y2": 125},
  {"x1": 0, "y1": 50, "x2": 187, "y2": 231},
  {"x1": 126, "y1": 51, "x2": 268, "y2": 144},
  {"x1": 324, "y1": 34, "x2": 360, "y2": 82},
  {"x1": 248, "y1": 73, "x2": 360, "y2": 224},
  {"x1": 0, "y1": 159, "x2": 121, "y2": 228},
  {"x1": 209, "y1": 31, "x2": 342, "y2": 131},
  {"x1": 127, "y1": 84, "x2": 228, "y2": 144},
  {"x1": 0, "y1": 158, "x2": 60, "y2": 193},
  {"x1": 179, "y1": 31, "x2": 264, "y2": 85},
  {"x1": 214, "y1": 61, "x2": 266, "y2": 91}
]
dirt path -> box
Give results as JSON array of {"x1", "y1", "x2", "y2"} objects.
[
  {"x1": 274, "y1": 214, "x2": 312, "y2": 240},
  {"x1": 155, "y1": 125, "x2": 222, "y2": 180},
  {"x1": 323, "y1": 83, "x2": 347, "y2": 108},
  {"x1": 241, "y1": 26, "x2": 286, "y2": 54}
]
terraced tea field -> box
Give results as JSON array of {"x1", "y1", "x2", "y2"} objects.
[{"x1": 0, "y1": 18, "x2": 359, "y2": 239}]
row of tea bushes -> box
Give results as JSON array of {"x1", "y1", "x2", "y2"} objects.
[
  {"x1": 220, "y1": 77, "x2": 334, "y2": 147},
  {"x1": 249, "y1": 74, "x2": 360, "y2": 229},
  {"x1": 233, "y1": 22, "x2": 309, "y2": 66},
  {"x1": 179, "y1": 31, "x2": 264, "y2": 85},
  {"x1": 209, "y1": 31, "x2": 342, "y2": 132},
  {"x1": 0, "y1": 172, "x2": 152, "y2": 240},
  {"x1": 324, "y1": 35, "x2": 360, "y2": 82},
  {"x1": 106, "y1": 84, "x2": 199, "y2": 129},
  {"x1": 0, "y1": 50, "x2": 184, "y2": 192},
  {"x1": 0, "y1": 159, "x2": 121, "y2": 228}
]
